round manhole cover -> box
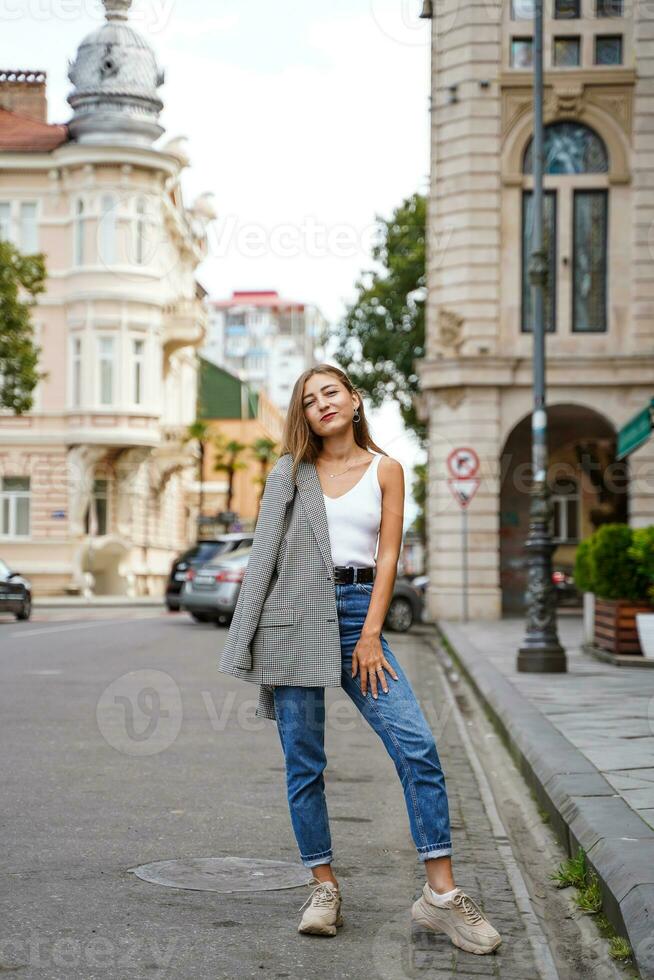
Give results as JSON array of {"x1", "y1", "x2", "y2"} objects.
[{"x1": 128, "y1": 857, "x2": 312, "y2": 893}]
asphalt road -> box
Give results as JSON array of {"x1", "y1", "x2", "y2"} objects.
[{"x1": 0, "y1": 608, "x2": 627, "y2": 980}]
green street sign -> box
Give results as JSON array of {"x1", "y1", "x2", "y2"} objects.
[{"x1": 617, "y1": 397, "x2": 654, "y2": 460}]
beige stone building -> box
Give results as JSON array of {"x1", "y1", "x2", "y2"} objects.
[
  {"x1": 417, "y1": 0, "x2": 654, "y2": 619},
  {"x1": 0, "y1": 0, "x2": 216, "y2": 595}
]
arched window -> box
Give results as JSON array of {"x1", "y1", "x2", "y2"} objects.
[
  {"x1": 74, "y1": 198, "x2": 85, "y2": 266},
  {"x1": 135, "y1": 196, "x2": 147, "y2": 265},
  {"x1": 521, "y1": 122, "x2": 610, "y2": 334},
  {"x1": 523, "y1": 122, "x2": 609, "y2": 174},
  {"x1": 99, "y1": 194, "x2": 117, "y2": 265}
]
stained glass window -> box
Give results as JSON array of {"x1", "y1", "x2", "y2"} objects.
[
  {"x1": 596, "y1": 0, "x2": 623, "y2": 15},
  {"x1": 511, "y1": 38, "x2": 533, "y2": 68},
  {"x1": 573, "y1": 190, "x2": 608, "y2": 332},
  {"x1": 521, "y1": 191, "x2": 557, "y2": 333},
  {"x1": 511, "y1": 0, "x2": 534, "y2": 18},
  {"x1": 523, "y1": 122, "x2": 609, "y2": 174},
  {"x1": 555, "y1": 0, "x2": 580, "y2": 16},
  {"x1": 554, "y1": 37, "x2": 581, "y2": 66},
  {"x1": 595, "y1": 35, "x2": 623, "y2": 64}
]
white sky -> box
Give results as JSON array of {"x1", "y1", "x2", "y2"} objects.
[{"x1": 9, "y1": 0, "x2": 431, "y2": 523}]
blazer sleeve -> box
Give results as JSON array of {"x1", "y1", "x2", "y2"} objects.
[{"x1": 218, "y1": 454, "x2": 295, "y2": 672}]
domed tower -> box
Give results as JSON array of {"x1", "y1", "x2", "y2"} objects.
[{"x1": 66, "y1": 0, "x2": 164, "y2": 146}]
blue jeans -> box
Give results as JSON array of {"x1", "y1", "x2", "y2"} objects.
[{"x1": 272, "y1": 582, "x2": 452, "y2": 868}]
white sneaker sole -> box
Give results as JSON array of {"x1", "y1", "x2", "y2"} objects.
[
  {"x1": 411, "y1": 899, "x2": 501, "y2": 955},
  {"x1": 298, "y1": 912, "x2": 344, "y2": 937}
]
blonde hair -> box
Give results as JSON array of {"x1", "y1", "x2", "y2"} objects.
[{"x1": 280, "y1": 363, "x2": 387, "y2": 484}]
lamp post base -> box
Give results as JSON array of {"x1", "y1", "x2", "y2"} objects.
[
  {"x1": 517, "y1": 642, "x2": 567, "y2": 673},
  {"x1": 516, "y1": 481, "x2": 568, "y2": 674}
]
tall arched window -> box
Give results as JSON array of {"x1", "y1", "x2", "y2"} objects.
[
  {"x1": 135, "y1": 196, "x2": 147, "y2": 265},
  {"x1": 74, "y1": 198, "x2": 85, "y2": 266},
  {"x1": 521, "y1": 122, "x2": 610, "y2": 333},
  {"x1": 99, "y1": 194, "x2": 117, "y2": 265}
]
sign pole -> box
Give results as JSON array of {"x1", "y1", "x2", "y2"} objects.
[
  {"x1": 447, "y1": 447, "x2": 480, "y2": 623},
  {"x1": 462, "y1": 506, "x2": 468, "y2": 623}
]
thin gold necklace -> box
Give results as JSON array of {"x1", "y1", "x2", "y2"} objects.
[{"x1": 318, "y1": 455, "x2": 369, "y2": 479}]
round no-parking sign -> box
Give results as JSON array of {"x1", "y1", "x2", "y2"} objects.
[{"x1": 446, "y1": 447, "x2": 480, "y2": 479}]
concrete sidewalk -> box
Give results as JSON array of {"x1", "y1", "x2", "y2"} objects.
[
  {"x1": 438, "y1": 616, "x2": 654, "y2": 980},
  {"x1": 33, "y1": 595, "x2": 163, "y2": 608}
]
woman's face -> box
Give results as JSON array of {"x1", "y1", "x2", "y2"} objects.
[{"x1": 301, "y1": 373, "x2": 358, "y2": 436}]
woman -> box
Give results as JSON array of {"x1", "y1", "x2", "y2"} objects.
[{"x1": 218, "y1": 364, "x2": 500, "y2": 954}]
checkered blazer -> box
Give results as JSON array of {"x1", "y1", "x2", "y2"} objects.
[{"x1": 217, "y1": 452, "x2": 343, "y2": 721}]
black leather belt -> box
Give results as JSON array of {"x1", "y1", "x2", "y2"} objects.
[{"x1": 333, "y1": 565, "x2": 375, "y2": 584}]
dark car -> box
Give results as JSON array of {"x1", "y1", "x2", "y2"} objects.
[
  {"x1": 165, "y1": 534, "x2": 254, "y2": 610},
  {"x1": 0, "y1": 558, "x2": 32, "y2": 621},
  {"x1": 385, "y1": 576, "x2": 425, "y2": 632},
  {"x1": 180, "y1": 546, "x2": 251, "y2": 624},
  {"x1": 552, "y1": 564, "x2": 581, "y2": 607}
]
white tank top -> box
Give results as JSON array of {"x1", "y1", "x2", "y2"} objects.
[{"x1": 322, "y1": 453, "x2": 383, "y2": 567}]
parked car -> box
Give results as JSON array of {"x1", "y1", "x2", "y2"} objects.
[
  {"x1": 0, "y1": 558, "x2": 32, "y2": 621},
  {"x1": 552, "y1": 564, "x2": 581, "y2": 607},
  {"x1": 165, "y1": 534, "x2": 254, "y2": 611},
  {"x1": 385, "y1": 576, "x2": 425, "y2": 632},
  {"x1": 180, "y1": 546, "x2": 252, "y2": 623},
  {"x1": 181, "y1": 549, "x2": 424, "y2": 632}
]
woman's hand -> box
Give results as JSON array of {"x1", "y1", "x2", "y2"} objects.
[{"x1": 351, "y1": 632, "x2": 399, "y2": 699}]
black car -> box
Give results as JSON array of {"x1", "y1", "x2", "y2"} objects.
[
  {"x1": 0, "y1": 558, "x2": 32, "y2": 620},
  {"x1": 165, "y1": 534, "x2": 254, "y2": 610}
]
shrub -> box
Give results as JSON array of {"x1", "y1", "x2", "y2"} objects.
[
  {"x1": 589, "y1": 524, "x2": 649, "y2": 602},
  {"x1": 573, "y1": 537, "x2": 594, "y2": 593},
  {"x1": 629, "y1": 526, "x2": 654, "y2": 605}
]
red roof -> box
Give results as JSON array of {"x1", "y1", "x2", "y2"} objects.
[
  {"x1": 212, "y1": 290, "x2": 305, "y2": 311},
  {"x1": 0, "y1": 106, "x2": 68, "y2": 152}
]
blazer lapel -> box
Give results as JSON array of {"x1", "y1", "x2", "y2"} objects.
[{"x1": 295, "y1": 459, "x2": 335, "y2": 577}]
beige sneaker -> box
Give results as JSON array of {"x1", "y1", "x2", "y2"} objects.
[
  {"x1": 297, "y1": 877, "x2": 344, "y2": 936},
  {"x1": 411, "y1": 883, "x2": 501, "y2": 955}
]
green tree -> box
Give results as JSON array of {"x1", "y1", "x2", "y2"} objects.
[
  {"x1": 185, "y1": 420, "x2": 211, "y2": 521},
  {"x1": 249, "y1": 437, "x2": 279, "y2": 515},
  {"x1": 0, "y1": 241, "x2": 46, "y2": 413},
  {"x1": 331, "y1": 192, "x2": 427, "y2": 444},
  {"x1": 213, "y1": 436, "x2": 248, "y2": 512}
]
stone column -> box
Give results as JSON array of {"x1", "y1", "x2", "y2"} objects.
[{"x1": 426, "y1": 387, "x2": 502, "y2": 622}]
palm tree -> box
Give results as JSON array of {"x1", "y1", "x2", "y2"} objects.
[
  {"x1": 250, "y1": 438, "x2": 279, "y2": 516},
  {"x1": 184, "y1": 420, "x2": 211, "y2": 528},
  {"x1": 213, "y1": 435, "x2": 248, "y2": 513}
]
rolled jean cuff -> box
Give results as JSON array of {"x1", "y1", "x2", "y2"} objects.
[
  {"x1": 417, "y1": 842, "x2": 453, "y2": 861},
  {"x1": 301, "y1": 849, "x2": 333, "y2": 868}
]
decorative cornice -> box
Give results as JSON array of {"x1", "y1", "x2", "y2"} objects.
[{"x1": 417, "y1": 354, "x2": 654, "y2": 390}]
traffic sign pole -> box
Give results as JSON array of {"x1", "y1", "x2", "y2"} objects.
[
  {"x1": 462, "y1": 507, "x2": 468, "y2": 623},
  {"x1": 447, "y1": 448, "x2": 481, "y2": 622}
]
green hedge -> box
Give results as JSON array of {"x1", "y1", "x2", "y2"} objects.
[
  {"x1": 628, "y1": 526, "x2": 654, "y2": 604},
  {"x1": 573, "y1": 523, "x2": 653, "y2": 604}
]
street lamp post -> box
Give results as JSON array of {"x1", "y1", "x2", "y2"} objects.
[{"x1": 517, "y1": 0, "x2": 567, "y2": 673}]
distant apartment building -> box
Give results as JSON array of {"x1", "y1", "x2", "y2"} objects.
[
  {"x1": 204, "y1": 290, "x2": 328, "y2": 410},
  {"x1": 0, "y1": 0, "x2": 215, "y2": 595}
]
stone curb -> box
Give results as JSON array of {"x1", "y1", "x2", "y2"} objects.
[{"x1": 434, "y1": 621, "x2": 654, "y2": 980}]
